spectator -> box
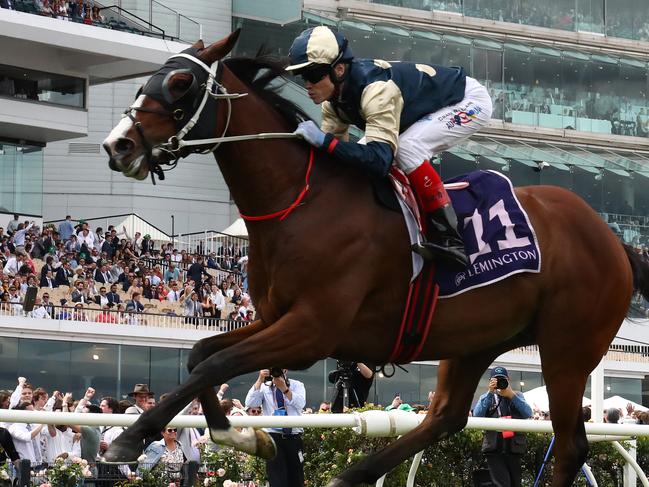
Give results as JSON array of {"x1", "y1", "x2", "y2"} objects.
[
  {"x1": 166, "y1": 281, "x2": 181, "y2": 302},
  {"x1": 245, "y1": 369, "x2": 306, "y2": 487},
  {"x1": 96, "y1": 304, "x2": 117, "y2": 323},
  {"x1": 183, "y1": 290, "x2": 203, "y2": 325},
  {"x1": 58, "y1": 216, "x2": 75, "y2": 241},
  {"x1": 72, "y1": 302, "x2": 88, "y2": 321},
  {"x1": 124, "y1": 384, "x2": 154, "y2": 414},
  {"x1": 163, "y1": 262, "x2": 180, "y2": 283},
  {"x1": 106, "y1": 283, "x2": 121, "y2": 306},
  {"x1": 138, "y1": 426, "x2": 185, "y2": 480},
  {"x1": 29, "y1": 297, "x2": 51, "y2": 319},
  {"x1": 473, "y1": 366, "x2": 533, "y2": 487},
  {"x1": 8, "y1": 401, "x2": 45, "y2": 467},
  {"x1": 98, "y1": 396, "x2": 124, "y2": 454},
  {"x1": 41, "y1": 292, "x2": 54, "y2": 317},
  {"x1": 0, "y1": 0, "x2": 16, "y2": 9},
  {"x1": 605, "y1": 408, "x2": 621, "y2": 424},
  {"x1": 54, "y1": 260, "x2": 73, "y2": 287},
  {"x1": 126, "y1": 292, "x2": 144, "y2": 313},
  {"x1": 6, "y1": 214, "x2": 19, "y2": 235}
]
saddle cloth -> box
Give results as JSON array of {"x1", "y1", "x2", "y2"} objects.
[{"x1": 390, "y1": 169, "x2": 541, "y2": 298}]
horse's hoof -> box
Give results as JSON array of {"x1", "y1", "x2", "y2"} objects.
[
  {"x1": 254, "y1": 429, "x2": 277, "y2": 460},
  {"x1": 102, "y1": 437, "x2": 143, "y2": 464}
]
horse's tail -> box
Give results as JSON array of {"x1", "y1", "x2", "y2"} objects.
[{"x1": 623, "y1": 244, "x2": 649, "y2": 302}]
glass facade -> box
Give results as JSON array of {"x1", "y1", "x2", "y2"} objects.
[
  {"x1": 0, "y1": 64, "x2": 85, "y2": 109},
  {"x1": 234, "y1": 17, "x2": 649, "y2": 140},
  {"x1": 0, "y1": 142, "x2": 44, "y2": 216},
  {"x1": 0, "y1": 336, "x2": 645, "y2": 408},
  {"x1": 234, "y1": 16, "x2": 649, "y2": 248},
  {"x1": 369, "y1": 0, "x2": 649, "y2": 41}
]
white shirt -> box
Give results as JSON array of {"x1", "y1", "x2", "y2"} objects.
[
  {"x1": 9, "y1": 422, "x2": 40, "y2": 463},
  {"x1": 245, "y1": 379, "x2": 306, "y2": 434},
  {"x1": 41, "y1": 427, "x2": 66, "y2": 464},
  {"x1": 167, "y1": 290, "x2": 180, "y2": 302},
  {"x1": 30, "y1": 306, "x2": 51, "y2": 319},
  {"x1": 210, "y1": 291, "x2": 225, "y2": 311},
  {"x1": 3, "y1": 257, "x2": 20, "y2": 276}
]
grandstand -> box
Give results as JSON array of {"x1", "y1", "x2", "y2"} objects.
[{"x1": 0, "y1": 0, "x2": 648, "y2": 410}]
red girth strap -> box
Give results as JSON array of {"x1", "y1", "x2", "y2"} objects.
[{"x1": 240, "y1": 148, "x2": 315, "y2": 222}]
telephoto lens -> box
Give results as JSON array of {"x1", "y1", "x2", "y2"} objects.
[{"x1": 496, "y1": 377, "x2": 509, "y2": 390}]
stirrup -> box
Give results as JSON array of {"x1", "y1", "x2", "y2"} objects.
[{"x1": 412, "y1": 241, "x2": 469, "y2": 268}]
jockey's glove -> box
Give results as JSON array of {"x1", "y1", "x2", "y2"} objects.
[{"x1": 294, "y1": 121, "x2": 325, "y2": 148}]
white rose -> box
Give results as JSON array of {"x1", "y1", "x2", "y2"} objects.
[
  {"x1": 137, "y1": 454, "x2": 148, "y2": 462},
  {"x1": 60, "y1": 465, "x2": 67, "y2": 471},
  {"x1": 217, "y1": 468, "x2": 226, "y2": 477},
  {"x1": 223, "y1": 481, "x2": 233, "y2": 487}
]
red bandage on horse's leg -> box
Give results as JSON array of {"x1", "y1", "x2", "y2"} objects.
[{"x1": 406, "y1": 160, "x2": 450, "y2": 212}]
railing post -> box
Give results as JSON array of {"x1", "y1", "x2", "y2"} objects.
[
  {"x1": 16, "y1": 459, "x2": 31, "y2": 487},
  {"x1": 182, "y1": 461, "x2": 200, "y2": 486},
  {"x1": 623, "y1": 439, "x2": 637, "y2": 487}
]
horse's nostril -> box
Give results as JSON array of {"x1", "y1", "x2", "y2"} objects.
[{"x1": 115, "y1": 138, "x2": 135, "y2": 155}]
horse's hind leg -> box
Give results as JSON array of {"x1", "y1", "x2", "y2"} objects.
[
  {"x1": 328, "y1": 352, "x2": 499, "y2": 487},
  {"x1": 541, "y1": 355, "x2": 591, "y2": 486}
]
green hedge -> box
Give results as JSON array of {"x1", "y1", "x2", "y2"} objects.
[{"x1": 235, "y1": 416, "x2": 648, "y2": 487}]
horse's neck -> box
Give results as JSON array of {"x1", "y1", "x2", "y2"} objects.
[{"x1": 214, "y1": 68, "x2": 310, "y2": 223}]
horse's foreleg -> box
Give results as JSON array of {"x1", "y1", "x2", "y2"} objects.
[
  {"x1": 329, "y1": 353, "x2": 498, "y2": 487},
  {"x1": 105, "y1": 309, "x2": 329, "y2": 462},
  {"x1": 188, "y1": 320, "x2": 269, "y2": 432}
]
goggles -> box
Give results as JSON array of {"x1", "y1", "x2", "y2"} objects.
[{"x1": 300, "y1": 65, "x2": 331, "y2": 84}]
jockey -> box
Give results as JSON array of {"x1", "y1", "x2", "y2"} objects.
[{"x1": 287, "y1": 26, "x2": 493, "y2": 267}]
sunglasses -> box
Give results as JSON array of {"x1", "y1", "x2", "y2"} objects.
[
  {"x1": 300, "y1": 65, "x2": 331, "y2": 84},
  {"x1": 165, "y1": 428, "x2": 177, "y2": 433}
]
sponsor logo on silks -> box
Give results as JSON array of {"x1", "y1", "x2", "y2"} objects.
[{"x1": 445, "y1": 105, "x2": 483, "y2": 130}]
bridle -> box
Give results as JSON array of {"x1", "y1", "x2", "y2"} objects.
[{"x1": 123, "y1": 49, "x2": 299, "y2": 184}]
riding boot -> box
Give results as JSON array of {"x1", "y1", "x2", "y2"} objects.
[{"x1": 406, "y1": 160, "x2": 469, "y2": 267}]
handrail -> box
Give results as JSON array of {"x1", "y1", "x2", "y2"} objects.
[
  {"x1": 43, "y1": 212, "x2": 172, "y2": 238},
  {"x1": 98, "y1": 4, "x2": 165, "y2": 38}
]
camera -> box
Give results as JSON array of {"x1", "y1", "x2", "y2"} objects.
[
  {"x1": 496, "y1": 377, "x2": 509, "y2": 390},
  {"x1": 263, "y1": 367, "x2": 287, "y2": 386},
  {"x1": 328, "y1": 361, "x2": 356, "y2": 385}
]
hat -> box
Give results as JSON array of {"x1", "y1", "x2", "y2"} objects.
[
  {"x1": 286, "y1": 26, "x2": 353, "y2": 72},
  {"x1": 128, "y1": 384, "x2": 154, "y2": 397},
  {"x1": 397, "y1": 403, "x2": 416, "y2": 412},
  {"x1": 490, "y1": 366, "x2": 509, "y2": 378}
]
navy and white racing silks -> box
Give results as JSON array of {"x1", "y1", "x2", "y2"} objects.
[{"x1": 321, "y1": 59, "x2": 466, "y2": 177}]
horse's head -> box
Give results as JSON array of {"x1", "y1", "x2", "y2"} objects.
[{"x1": 102, "y1": 31, "x2": 241, "y2": 181}]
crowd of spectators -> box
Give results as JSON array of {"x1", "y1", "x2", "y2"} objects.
[
  {"x1": 373, "y1": 0, "x2": 649, "y2": 42},
  {"x1": 0, "y1": 214, "x2": 254, "y2": 327},
  {"x1": 1, "y1": 0, "x2": 106, "y2": 25},
  {"x1": 0, "y1": 369, "x2": 647, "y2": 485}
]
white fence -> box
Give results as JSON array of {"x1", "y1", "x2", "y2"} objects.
[{"x1": 0, "y1": 409, "x2": 647, "y2": 486}]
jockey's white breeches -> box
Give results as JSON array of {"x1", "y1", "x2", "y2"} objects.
[{"x1": 395, "y1": 77, "x2": 493, "y2": 174}]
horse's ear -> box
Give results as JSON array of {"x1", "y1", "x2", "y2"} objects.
[
  {"x1": 191, "y1": 39, "x2": 205, "y2": 50},
  {"x1": 200, "y1": 29, "x2": 241, "y2": 63}
]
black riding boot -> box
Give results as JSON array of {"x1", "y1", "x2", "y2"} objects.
[{"x1": 412, "y1": 204, "x2": 469, "y2": 267}]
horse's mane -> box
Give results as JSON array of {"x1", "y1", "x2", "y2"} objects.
[{"x1": 223, "y1": 54, "x2": 311, "y2": 128}]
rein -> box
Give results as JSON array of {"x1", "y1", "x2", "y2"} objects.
[
  {"x1": 125, "y1": 49, "x2": 312, "y2": 219},
  {"x1": 240, "y1": 147, "x2": 314, "y2": 222}
]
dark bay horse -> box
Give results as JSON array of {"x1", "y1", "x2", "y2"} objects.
[{"x1": 102, "y1": 31, "x2": 649, "y2": 486}]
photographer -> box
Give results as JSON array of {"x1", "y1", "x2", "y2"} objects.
[
  {"x1": 330, "y1": 362, "x2": 374, "y2": 413},
  {"x1": 473, "y1": 366, "x2": 532, "y2": 487},
  {"x1": 245, "y1": 368, "x2": 306, "y2": 487}
]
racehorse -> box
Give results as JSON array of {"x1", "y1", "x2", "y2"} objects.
[{"x1": 102, "y1": 31, "x2": 649, "y2": 487}]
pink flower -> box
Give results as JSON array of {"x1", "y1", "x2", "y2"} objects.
[{"x1": 217, "y1": 468, "x2": 226, "y2": 477}]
